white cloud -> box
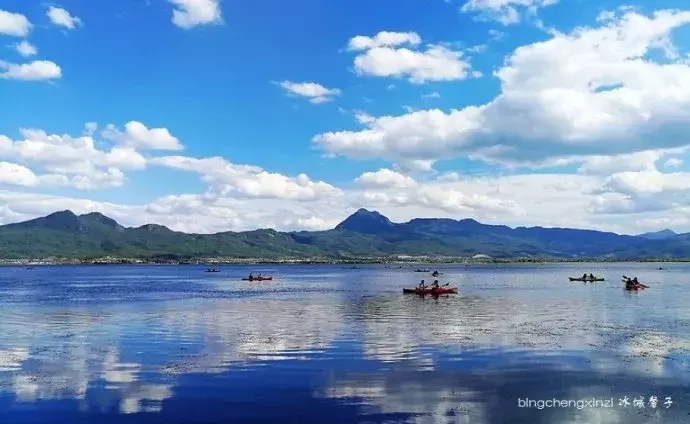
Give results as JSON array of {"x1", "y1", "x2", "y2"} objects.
[
  {"x1": 47, "y1": 6, "x2": 82, "y2": 30},
  {"x1": 278, "y1": 81, "x2": 341, "y2": 104},
  {"x1": 0, "y1": 60, "x2": 61, "y2": 81},
  {"x1": 589, "y1": 169, "x2": 690, "y2": 215},
  {"x1": 0, "y1": 128, "x2": 147, "y2": 190},
  {"x1": 0, "y1": 160, "x2": 125, "y2": 191},
  {"x1": 0, "y1": 9, "x2": 31, "y2": 37},
  {"x1": 0, "y1": 162, "x2": 59, "y2": 187},
  {"x1": 316, "y1": 10, "x2": 690, "y2": 170},
  {"x1": 395, "y1": 159, "x2": 436, "y2": 172},
  {"x1": 151, "y1": 155, "x2": 342, "y2": 201},
  {"x1": 14, "y1": 40, "x2": 37, "y2": 57},
  {"x1": 488, "y1": 29, "x2": 505, "y2": 41},
  {"x1": 168, "y1": 0, "x2": 221, "y2": 29},
  {"x1": 596, "y1": 10, "x2": 617, "y2": 23},
  {"x1": 466, "y1": 44, "x2": 488, "y2": 53},
  {"x1": 576, "y1": 150, "x2": 665, "y2": 175},
  {"x1": 352, "y1": 43, "x2": 472, "y2": 84},
  {"x1": 84, "y1": 122, "x2": 98, "y2": 136},
  {"x1": 421, "y1": 91, "x2": 441, "y2": 100},
  {"x1": 355, "y1": 169, "x2": 417, "y2": 188},
  {"x1": 664, "y1": 158, "x2": 683, "y2": 168},
  {"x1": 599, "y1": 170, "x2": 690, "y2": 196},
  {"x1": 101, "y1": 121, "x2": 184, "y2": 151},
  {"x1": 412, "y1": 184, "x2": 524, "y2": 215},
  {"x1": 461, "y1": 0, "x2": 559, "y2": 25},
  {"x1": 436, "y1": 172, "x2": 461, "y2": 182},
  {"x1": 347, "y1": 31, "x2": 421, "y2": 51}
]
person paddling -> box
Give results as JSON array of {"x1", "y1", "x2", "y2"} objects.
[
  {"x1": 589, "y1": 273, "x2": 594, "y2": 279},
  {"x1": 431, "y1": 280, "x2": 440, "y2": 289},
  {"x1": 418, "y1": 280, "x2": 426, "y2": 290}
]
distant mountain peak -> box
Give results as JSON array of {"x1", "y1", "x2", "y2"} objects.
[
  {"x1": 139, "y1": 223, "x2": 170, "y2": 230},
  {"x1": 47, "y1": 210, "x2": 77, "y2": 219},
  {"x1": 335, "y1": 209, "x2": 395, "y2": 233},
  {"x1": 79, "y1": 212, "x2": 122, "y2": 228},
  {"x1": 637, "y1": 229, "x2": 677, "y2": 240}
]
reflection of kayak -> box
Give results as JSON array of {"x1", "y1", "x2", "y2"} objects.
[
  {"x1": 242, "y1": 277, "x2": 273, "y2": 281},
  {"x1": 403, "y1": 287, "x2": 457, "y2": 295},
  {"x1": 569, "y1": 277, "x2": 605, "y2": 281}
]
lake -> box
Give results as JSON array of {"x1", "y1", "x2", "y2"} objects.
[{"x1": 0, "y1": 263, "x2": 688, "y2": 423}]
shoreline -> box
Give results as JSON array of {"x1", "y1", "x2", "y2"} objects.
[{"x1": 4, "y1": 257, "x2": 687, "y2": 266}]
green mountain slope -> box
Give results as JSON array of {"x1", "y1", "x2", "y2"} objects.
[{"x1": 0, "y1": 208, "x2": 685, "y2": 259}]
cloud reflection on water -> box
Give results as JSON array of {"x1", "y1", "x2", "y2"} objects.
[{"x1": 0, "y1": 264, "x2": 688, "y2": 423}]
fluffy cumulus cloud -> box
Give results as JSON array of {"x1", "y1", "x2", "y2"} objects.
[
  {"x1": 0, "y1": 162, "x2": 63, "y2": 188},
  {"x1": 0, "y1": 60, "x2": 61, "y2": 81},
  {"x1": 461, "y1": 0, "x2": 559, "y2": 25},
  {"x1": 575, "y1": 149, "x2": 688, "y2": 175},
  {"x1": 14, "y1": 40, "x2": 37, "y2": 57},
  {"x1": 354, "y1": 171, "x2": 525, "y2": 218},
  {"x1": 101, "y1": 121, "x2": 184, "y2": 151},
  {"x1": 355, "y1": 169, "x2": 417, "y2": 188},
  {"x1": 347, "y1": 31, "x2": 422, "y2": 51},
  {"x1": 278, "y1": 81, "x2": 341, "y2": 104},
  {"x1": 0, "y1": 9, "x2": 31, "y2": 37},
  {"x1": 590, "y1": 171, "x2": 690, "y2": 216},
  {"x1": 151, "y1": 155, "x2": 342, "y2": 201},
  {"x1": 47, "y1": 6, "x2": 82, "y2": 30},
  {"x1": 168, "y1": 0, "x2": 222, "y2": 29},
  {"x1": 348, "y1": 31, "x2": 475, "y2": 83},
  {"x1": 316, "y1": 10, "x2": 690, "y2": 171},
  {"x1": 0, "y1": 127, "x2": 146, "y2": 190}
]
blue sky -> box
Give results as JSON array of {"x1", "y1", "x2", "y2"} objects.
[{"x1": 2, "y1": 0, "x2": 690, "y2": 234}]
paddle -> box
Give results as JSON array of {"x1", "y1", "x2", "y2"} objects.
[{"x1": 622, "y1": 275, "x2": 649, "y2": 288}]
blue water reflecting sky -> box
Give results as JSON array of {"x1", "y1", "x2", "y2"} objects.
[{"x1": 0, "y1": 264, "x2": 688, "y2": 423}]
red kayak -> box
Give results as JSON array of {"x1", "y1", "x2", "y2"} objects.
[
  {"x1": 242, "y1": 276, "x2": 273, "y2": 281},
  {"x1": 403, "y1": 287, "x2": 457, "y2": 295},
  {"x1": 625, "y1": 285, "x2": 645, "y2": 291}
]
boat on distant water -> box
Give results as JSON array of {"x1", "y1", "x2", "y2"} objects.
[
  {"x1": 403, "y1": 287, "x2": 457, "y2": 295},
  {"x1": 242, "y1": 276, "x2": 273, "y2": 281},
  {"x1": 205, "y1": 268, "x2": 220, "y2": 273}
]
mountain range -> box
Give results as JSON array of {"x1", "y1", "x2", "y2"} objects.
[{"x1": 0, "y1": 208, "x2": 689, "y2": 259}]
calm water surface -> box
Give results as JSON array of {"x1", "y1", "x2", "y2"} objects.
[{"x1": 0, "y1": 263, "x2": 689, "y2": 423}]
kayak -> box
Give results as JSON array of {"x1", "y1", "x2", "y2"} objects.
[
  {"x1": 625, "y1": 285, "x2": 645, "y2": 291},
  {"x1": 414, "y1": 269, "x2": 431, "y2": 273},
  {"x1": 569, "y1": 277, "x2": 605, "y2": 282},
  {"x1": 242, "y1": 277, "x2": 273, "y2": 281},
  {"x1": 403, "y1": 287, "x2": 458, "y2": 295}
]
